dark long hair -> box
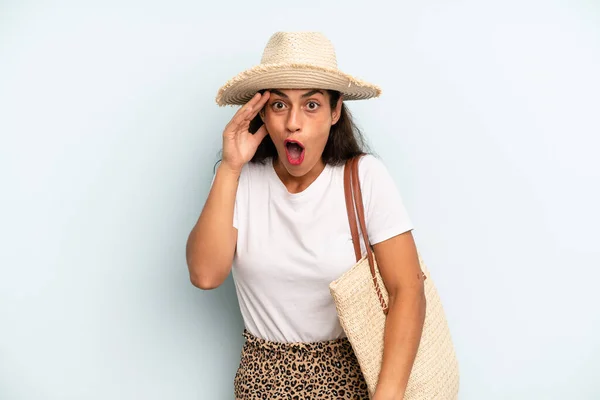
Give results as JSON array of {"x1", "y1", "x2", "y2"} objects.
[{"x1": 248, "y1": 90, "x2": 369, "y2": 166}]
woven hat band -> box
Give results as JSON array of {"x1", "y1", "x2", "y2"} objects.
[{"x1": 260, "y1": 32, "x2": 338, "y2": 69}]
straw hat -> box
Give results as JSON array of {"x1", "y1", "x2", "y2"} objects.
[{"x1": 215, "y1": 31, "x2": 382, "y2": 106}]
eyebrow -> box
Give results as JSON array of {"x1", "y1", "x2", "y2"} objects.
[{"x1": 269, "y1": 89, "x2": 325, "y2": 99}]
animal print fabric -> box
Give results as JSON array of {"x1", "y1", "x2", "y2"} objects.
[{"x1": 234, "y1": 330, "x2": 369, "y2": 399}]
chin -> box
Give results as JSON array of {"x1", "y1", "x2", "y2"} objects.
[
  {"x1": 281, "y1": 160, "x2": 308, "y2": 175},
  {"x1": 277, "y1": 155, "x2": 315, "y2": 177},
  {"x1": 287, "y1": 166, "x2": 310, "y2": 177}
]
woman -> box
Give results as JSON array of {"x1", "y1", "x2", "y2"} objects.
[{"x1": 186, "y1": 32, "x2": 426, "y2": 399}]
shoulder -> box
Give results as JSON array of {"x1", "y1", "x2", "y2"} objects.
[
  {"x1": 355, "y1": 154, "x2": 407, "y2": 202},
  {"x1": 357, "y1": 154, "x2": 393, "y2": 182},
  {"x1": 231, "y1": 159, "x2": 271, "y2": 179},
  {"x1": 211, "y1": 159, "x2": 270, "y2": 189},
  {"x1": 244, "y1": 159, "x2": 272, "y2": 176},
  {"x1": 358, "y1": 153, "x2": 386, "y2": 169},
  {"x1": 354, "y1": 155, "x2": 414, "y2": 241},
  {"x1": 235, "y1": 159, "x2": 273, "y2": 191}
]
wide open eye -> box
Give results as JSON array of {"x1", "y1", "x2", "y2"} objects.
[
  {"x1": 306, "y1": 101, "x2": 320, "y2": 111},
  {"x1": 271, "y1": 101, "x2": 286, "y2": 111}
]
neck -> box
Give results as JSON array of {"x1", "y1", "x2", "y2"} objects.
[{"x1": 273, "y1": 158, "x2": 326, "y2": 194}]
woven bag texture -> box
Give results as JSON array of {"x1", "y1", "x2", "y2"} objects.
[{"x1": 329, "y1": 157, "x2": 460, "y2": 399}]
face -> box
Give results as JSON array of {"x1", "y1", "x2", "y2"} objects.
[{"x1": 260, "y1": 89, "x2": 342, "y2": 178}]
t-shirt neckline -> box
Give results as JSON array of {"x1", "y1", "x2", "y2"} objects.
[{"x1": 267, "y1": 158, "x2": 331, "y2": 201}]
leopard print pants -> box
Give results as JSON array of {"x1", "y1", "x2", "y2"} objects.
[{"x1": 234, "y1": 329, "x2": 369, "y2": 399}]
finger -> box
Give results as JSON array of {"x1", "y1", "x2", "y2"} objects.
[
  {"x1": 247, "y1": 91, "x2": 270, "y2": 121},
  {"x1": 251, "y1": 123, "x2": 269, "y2": 145},
  {"x1": 239, "y1": 92, "x2": 266, "y2": 115},
  {"x1": 227, "y1": 93, "x2": 259, "y2": 127},
  {"x1": 231, "y1": 92, "x2": 263, "y2": 125},
  {"x1": 227, "y1": 107, "x2": 254, "y2": 133},
  {"x1": 239, "y1": 92, "x2": 261, "y2": 113},
  {"x1": 234, "y1": 92, "x2": 269, "y2": 128}
]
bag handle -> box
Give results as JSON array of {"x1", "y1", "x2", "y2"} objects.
[
  {"x1": 343, "y1": 156, "x2": 389, "y2": 314},
  {"x1": 344, "y1": 157, "x2": 362, "y2": 261}
]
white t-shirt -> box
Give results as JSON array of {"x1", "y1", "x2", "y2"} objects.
[{"x1": 229, "y1": 155, "x2": 414, "y2": 343}]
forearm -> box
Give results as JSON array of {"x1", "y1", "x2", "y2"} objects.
[
  {"x1": 375, "y1": 289, "x2": 426, "y2": 399},
  {"x1": 186, "y1": 163, "x2": 240, "y2": 289}
]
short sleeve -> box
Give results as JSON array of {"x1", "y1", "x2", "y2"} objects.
[
  {"x1": 358, "y1": 155, "x2": 414, "y2": 245},
  {"x1": 210, "y1": 162, "x2": 248, "y2": 230}
]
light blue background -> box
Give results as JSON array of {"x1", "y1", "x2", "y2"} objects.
[{"x1": 1, "y1": 0, "x2": 599, "y2": 399}]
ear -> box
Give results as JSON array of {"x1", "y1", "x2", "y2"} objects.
[{"x1": 331, "y1": 95, "x2": 343, "y2": 125}]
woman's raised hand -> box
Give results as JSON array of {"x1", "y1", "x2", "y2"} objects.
[{"x1": 221, "y1": 91, "x2": 271, "y2": 172}]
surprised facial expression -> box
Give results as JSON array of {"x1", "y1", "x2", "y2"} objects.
[{"x1": 261, "y1": 89, "x2": 342, "y2": 177}]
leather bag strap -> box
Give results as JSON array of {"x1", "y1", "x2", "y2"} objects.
[
  {"x1": 344, "y1": 158, "x2": 361, "y2": 261},
  {"x1": 343, "y1": 155, "x2": 389, "y2": 314}
]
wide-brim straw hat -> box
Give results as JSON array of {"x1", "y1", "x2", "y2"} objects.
[{"x1": 215, "y1": 31, "x2": 382, "y2": 106}]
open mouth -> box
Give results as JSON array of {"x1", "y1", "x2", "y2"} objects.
[{"x1": 284, "y1": 139, "x2": 305, "y2": 165}]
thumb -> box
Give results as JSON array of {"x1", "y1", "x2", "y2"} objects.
[{"x1": 251, "y1": 124, "x2": 269, "y2": 147}]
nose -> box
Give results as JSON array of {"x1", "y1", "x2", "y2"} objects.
[{"x1": 285, "y1": 106, "x2": 302, "y2": 133}]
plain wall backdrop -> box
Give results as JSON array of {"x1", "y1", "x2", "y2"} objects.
[{"x1": 1, "y1": 0, "x2": 599, "y2": 399}]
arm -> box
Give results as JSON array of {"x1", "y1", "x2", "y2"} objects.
[
  {"x1": 185, "y1": 163, "x2": 240, "y2": 290},
  {"x1": 185, "y1": 91, "x2": 271, "y2": 290},
  {"x1": 372, "y1": 230, "x2": 426, "y2": 400}
]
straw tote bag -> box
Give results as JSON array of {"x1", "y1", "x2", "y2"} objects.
[{"x1": 329, "y1": 156, "x2": 460, "y2": 399}]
